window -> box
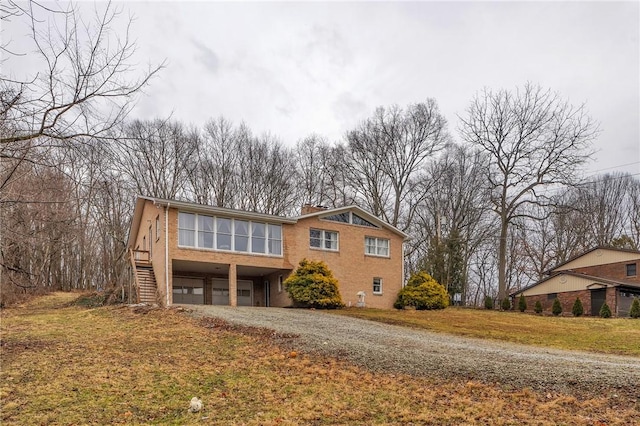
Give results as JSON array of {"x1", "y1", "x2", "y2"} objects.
[
  {"x1": 278, "y1": 275, "x2": 283, "y2": 293},
  {"x1": 252, "y1": 222, "x2": 266, "y2": 254},
  {"x1": 310, "y1": 229, "x2": 338, "y2": 251},
  {"x1": 547, "y1": 293, "x2": 557, "y2": 301},
  {"x1": 177, "y1": 211, "x2": 282, "y2": 256},
  {"x1": 352, "y1": 213, "x2": 377, "y2": 228},
  {"x1": 216, "y1": 217, "x2": 232, "y2": 250},
  {"x1": 155, "y1": 216, "x2": 160, "y2": 241},
  {"x1": 323, "y1": 211, "x2": 379, "y2": 228},
  {"x1": 268, "y1": 224, "x2": 282, "y2": 255},
  {"x1": 325, "y1": 212, "x2": 350, "y2": 223},
  {"x1": 178, "y1": 212, "x2": 196, "y2": 246},
  {"x1": 234, "y1": 220, "x2": 249, "y2": 252},
  {"x1": 627, "y1": 263, "x2": 637, "y2": 277},
  {"x1": 198, "y1": 215, "x2": 214, "y2": 248},
  {"x1": 365, "y1": 237, "x2": 389, "y2": 257},
  {"x1": 373, "y1": 277, "x2": 382, "y2": 294}
]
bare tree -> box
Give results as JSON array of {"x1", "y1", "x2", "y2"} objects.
[
  {"x1": 1, "y1": 1, "x2": 162, "y2": 147},
  {"x1": 113, "y1": 118, "x2": 198, "y2": 200},
  {"x1": 187, "y1": 117, "x2": 240, "y2": 207},
  {"x1": 459, "y1": 83, "x2": 598, "y2": 300},
  {"x1": 347, "y1": 100, "x2": 448, "y2": 230}
]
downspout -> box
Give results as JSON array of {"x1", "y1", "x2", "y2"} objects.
[
  {"x1": 165, "y1": 203, "x2": 170, "y2": 306},
  {"x1": 401, "y1": 241, "x2": 406, "y2": 288}
]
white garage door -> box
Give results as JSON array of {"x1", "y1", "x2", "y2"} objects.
[
  {"x1": 212, "y1": 279, "x2": 253, "y2": 306},
  {"x1": 173, "y1": 277, "x2": 205, "y2": 304}
]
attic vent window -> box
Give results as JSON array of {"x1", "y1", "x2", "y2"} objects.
[
  {"x1": 627, "y1": 263, "x2": 637, "y2": 277},
  {"x1": 323, "y1": 212, "x2": 379, "y2": 228},
  {"x1": 325, "y1": 213, "x2": 350, "y2": 223}
]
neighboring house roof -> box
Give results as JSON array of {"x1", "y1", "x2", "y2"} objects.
[
  {"x1": 510, "y1": 271, "x2": 640, "y2": 297},
  {"x1": 544, "y1": 246, "x2": 640, "y2": 275},
  {"x1": 296, "y1": 205, "x2": 410, "y2": 240},
  {"x1": 127, "y1": 196, "x2": 409, "y2": 248}
]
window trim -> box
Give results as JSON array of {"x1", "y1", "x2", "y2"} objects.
[
  {"x1": 373, "y1": 277, "x2": 383, "y2": 295},
  {"x1": 177, "y1": 211, "x2": 283, "y2": 257},
  {"x1": 626, "y1": 263, "x2": 637, "y2": 277},
  {"x1": 365, "y1": 236, "x2": 390, "y2": 257},
  {"x1": 309, "y1": 228, "x2": 339, "y2": 251}
]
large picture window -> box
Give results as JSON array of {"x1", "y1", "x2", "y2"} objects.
[
  {"x1": 178, "y1": 212, "x2": 282, "y2": 255},
  {"x1": 365, "y1": 237, "x2": 389, "y2": 257},
  {"x1": 310, "y1": 229, "x2": 338, "y2": 251}
]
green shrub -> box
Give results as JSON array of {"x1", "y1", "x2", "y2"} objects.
[
  {"x1": 599, "y1": 302, "x2": 612, "y2": 318},
  {"x1": 518, "y1": 294, "x2": 527, "y2": 312},
  {"x1": 552, "y1": 298, "x2": 562, "y2": 316},
  {"x1": 630, "y1": 297, "x2": 640, "y2": 319},
  {"x1": 571, "y1": 297, "x2": 584, "y2": 317},
  {"x1": 283, "y1": 259, "x2": 344, "y2": 309},
  {"x1": 501, "y1": 297, "x2": 511, "y2": 311},
  {"x1": 534, "y1": 300, "x2": 543, "y2": 314},
  {"x1": 484, "y1": 296, "x2": 494, "y2": 310},
  {"x1": 394, "y1": 272, "x2": 449, "y2": 310}
]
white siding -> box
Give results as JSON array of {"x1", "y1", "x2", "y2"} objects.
[
  {"x1": 553, "y1": 249, "x2": 640, "y2": 272},
  {"x1": 520, "y1": 275, "x2": 610, "y2": 297}
]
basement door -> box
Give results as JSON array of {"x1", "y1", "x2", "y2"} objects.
[{"x1": 211, "y1": 279, "x2": 253, "y2": 306}]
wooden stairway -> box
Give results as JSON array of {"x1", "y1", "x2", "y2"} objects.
[{"x1": 130, "y1": 250, "x2": 158, "y2": 304}]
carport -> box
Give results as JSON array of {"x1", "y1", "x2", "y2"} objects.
[{"x1": 171, "y1": 259, "x2": 291, "y2": 306}]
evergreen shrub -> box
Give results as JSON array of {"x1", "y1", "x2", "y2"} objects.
[
  {"x1": 501, "y1": 297, "x2": 511, "y2": 311},
  {"x1": 394, "y1": 272, "x2": 449, "y2": 310},
  {"x1": 630, "y1": 297, "x2": 640, "y2": 319},
  {"x1": 518, "y1": 294, "x2": 527, "y2": 312},
  {"x1": 599, "y1": 302, "x2": 612, "y2": 318},
  {"x1": 484, "y1": 296, "x2": 494, "y2": 310},
  {"x1": 552, "y1": 298, "x2": 562, "y2": 316},
  {"x1": 284, "y1": 259, "x2": 344, "y2": 309},
  {"x1": 571, "y1": 297, "x2": 584, "y2": 317},
  {"x1": 534, "y1": 300, "x2": 543, "y2": 314}
]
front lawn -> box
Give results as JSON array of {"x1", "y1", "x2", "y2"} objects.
[
  {"x1": 332, "y1": 307, "x2": 640, "y2": 356},
  {"x1": 1, "y1": 293, "x2": 638, "y2": 425}
]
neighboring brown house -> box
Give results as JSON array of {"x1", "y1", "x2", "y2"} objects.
[
  {"x1": 512, "y1": 247, "x2": 640, "y2": 317},
  {"x1": 127, "y1": 196, "x2": 408, "y2": 308}
]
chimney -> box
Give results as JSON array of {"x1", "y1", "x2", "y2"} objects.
[{"x1": 301, "y1": 204, "x2": 328, "y2": 215}]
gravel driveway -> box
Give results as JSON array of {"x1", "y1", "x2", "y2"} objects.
[{"x1": 185, "y1": 305, "x2": 640, "y2": 398}]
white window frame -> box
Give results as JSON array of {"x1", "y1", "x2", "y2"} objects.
[
  {"x1": 177, "y1": 211, "x2": 283, "y2": 256},
  {"x1": 309, "y1": 228, "x2": 339, "y2": 251},
  {"x1": 365, "y1": 236, "x2": 390, "y2": 257},
  {"x1": 373, "y1": 277, "x2": 383, "y2": 295}
]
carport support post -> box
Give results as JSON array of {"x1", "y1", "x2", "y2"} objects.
[{"x1": 229, "y1": 263, "x2": 238, "y2": 307}]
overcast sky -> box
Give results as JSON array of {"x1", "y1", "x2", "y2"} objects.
[{"x1": 7, "y1": 1, "x2": 640, "y2": 176}]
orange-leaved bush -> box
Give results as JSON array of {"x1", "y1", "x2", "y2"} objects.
[
  {"x1": 394, "y1": 271, "x2": 449, "y2": 310},
  {"x1": 284, "y1": 259, "x2": 344, "y2": 309}
]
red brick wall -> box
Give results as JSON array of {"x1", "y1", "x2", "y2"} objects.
[
  {"x1": 521, "y1": 288, "x2": 619, "y2": 316},
  {"x1": 569, "y1": 261, "x2": 639, "y2": 283}
]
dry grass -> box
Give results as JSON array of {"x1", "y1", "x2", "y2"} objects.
[
  {"x1": 332, "y1": 307, "x2": 640, "y2": 357},
  {"x1": 1, "y1": 293, "x2": 638, "y2": 425}
]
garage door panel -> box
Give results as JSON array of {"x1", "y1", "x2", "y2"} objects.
[
  {"x1": 173, "y1": 277, "x2": 205, "y2": 304},
  {"x1": 211, "y1": 279, "x2": 253, "y2": 306}
]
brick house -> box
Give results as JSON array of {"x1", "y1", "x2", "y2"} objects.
[
  {"x1": 511, "y1": 247, "x2": 640, "y2": 317},
  {"x1": 127, "y1": 196, "x2": 408, "y2": 308}
]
